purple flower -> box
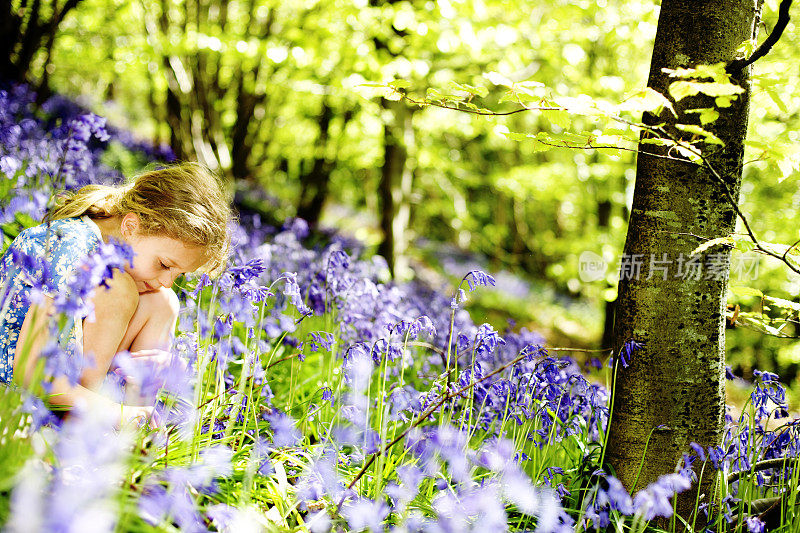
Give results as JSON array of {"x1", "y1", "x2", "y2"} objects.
[
  {"x1": 21, "y1": 393, "x2": 57, "y2": 430},
  {"x1": 206, "y1": 503, "x2": 238, "y2": 530},
  {"x1": 474, "y1": 323, "x2": 506, "y2": 359},
  {"x1": 321, "y1": 387, "x2": 334, "y2": 407},
  {"x1": 22, "y1": 404, "x2": 133, "y2": 533},
  {"x1": 112, "y1": 349, "x2": 192, "y2": 401},
  {"x1": 295, "y1": 451, "x2": 347, "y2": 505},
  {"x1": 190, "y1": 273, "x2": 212, "y2": 297},
  {"x1": 617, "y1": 339, "x2": 644, "y2": 369},
  {"x1": 342, "y1": 497, "x2": 389, "y2": 533},
  {"x1": 309, "y1": 331, "x2": 335, "y2": 352},
  {"x1": 745, "y1": 515, "x2": 765, "y2": 533},
  {"x1": 632, "y1": 470, "x2": 691, "y2": 520},
  {"x1": 265, "y1": 411, "x2": 302, "y2": 447},
  {"x1": 690, "y1": 441, "x2": 706, "y2": 461},
  {"x1": 276, "y1": 271, "x2": 312, "y2": 315},
  {"x1": 464, "y1": 269, "x2": 496, "y2": 291},
  {"x1": 284, "y1": 217, "x2": 310, "y2": 239},
  {"x1": 225, "y1": 257, "x2": 267, "y2": 286}
]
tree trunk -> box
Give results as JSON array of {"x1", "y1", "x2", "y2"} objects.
[
  {"x1": 296, "y1": 102, "x2": 335, "y2": 226},
  {"x1": 230, "y1": 80, "x2": 262, "y2": 182},
  {"x1": 0, "y1": 0, "x2": 82, "y2": 84},
  {"x1": 377, "y1": 98, "x2": 413, "y2": 276},
  {"x1": 605, "y1": 0, "x2": 757, "y2": 521}
]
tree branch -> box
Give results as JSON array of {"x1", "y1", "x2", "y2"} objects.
[
  {"x1": 727, "y1": 457, "x2": 800, "y2": 484},
  {"x1": 727, "y1": 0, "x2": 793, "y2": 74},
  {"x1": 398, "y1": 81, "x2": 800, "y2": 278}
]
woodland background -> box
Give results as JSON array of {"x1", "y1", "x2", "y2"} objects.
[{"x1": 4, "y1": 0, "x2": 800, "y2": 398}]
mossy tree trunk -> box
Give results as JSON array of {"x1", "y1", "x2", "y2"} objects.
[{"x1": 605, "y1": 0, "x2": 758, "y2": 518}]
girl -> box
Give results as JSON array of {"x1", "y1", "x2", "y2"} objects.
[{"x1": 0, "y1": 162, "x2": 231, "y2": 425}]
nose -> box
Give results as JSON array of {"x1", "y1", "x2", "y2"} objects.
[{"x1": 158, "y1": 270, "x2": 176, "y2": 288}]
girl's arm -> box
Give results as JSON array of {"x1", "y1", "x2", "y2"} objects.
[{"x1": 79, "y1": 270, "x2": 141, "y2": 389}]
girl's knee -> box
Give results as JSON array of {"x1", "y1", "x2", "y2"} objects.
[{"x1": 137, "y1": 287, "x2": 180, "y2": 323}]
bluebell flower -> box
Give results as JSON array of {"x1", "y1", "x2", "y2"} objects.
[
  {"x1": 283, "y1": 217, "x2": 310, "y2": 239},
  {"x1": 617, "y1": 339, "x2": 644, "y2": 369},
  {"x1": 138, "y1": 485, "x2": 171, "y2": 527},
  {"x1": 21, "y1": 393, "x2": 57, "y2": 430},
  {"x1": 321, "y1": 387, "x2": 334, "y2": 407},
  {"x1": 342, "y1": 497, "x2": 389, "y2": 533},
  {"x1": 690, "y1": 441, "x2": 706, "y2": 461},
  {"x1": 295, "y1": 451, "x2": 348, "y2": 506},
  {"x1": 276, "y1": 271, "x2": 312, "y2": 315},
  {"x1": 206, "y1": 503, "x2": 238, "y2": 531},
  {"x1": 17, "y1": 403, "x2": 133, "y2": 533},
  {"x1": 745, "y1": 516, "x2": 765, "y2": 533},
  {"x1": 464, "y1": 270, "x2": 497, "y2": 291},
  {"x1": 474, "y1": 323, "x2": 506, "y2": 359},
  {"x1": 265, "y1": 411, "x2": 302, "y2": 447},
  {"x1": 306, "y1": 510, "x2": 331, "y2": 533},
  {"x1": 190, "y1": 273, "x2": 212, "y2": 297},
  {"x1": 632, "y1": 470, "x2": 691, "y2": 520},
  {"x1": 309, "y1": 331, "x2": 335, "y2": 352}
]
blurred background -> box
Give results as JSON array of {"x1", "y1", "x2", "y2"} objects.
[{"x1": 3, "y1": 0, "x2": 800, "y2": 402}]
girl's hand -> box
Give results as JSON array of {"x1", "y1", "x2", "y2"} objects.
[
  {"x1": 129, "y1": 348, "x2": 188, "y2": 371},
  {"x1": 120, "y1": 404, "x2": 162, "y2": 429},
  {"x1": 111, "y1": 350, "x2": 190, "y2": 402}
]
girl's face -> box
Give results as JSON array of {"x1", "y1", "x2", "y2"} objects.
[{"x1": 121, "y1": 214, "x2": 208, "y2": 293}]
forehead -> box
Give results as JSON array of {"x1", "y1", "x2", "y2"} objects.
[{"x1": 137, "y1": 235, "x2": 209, "y2": 272}]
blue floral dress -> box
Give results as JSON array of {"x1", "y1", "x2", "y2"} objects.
[{"x1": 0, "y1": 217, "x2": 101, "y2": 383}]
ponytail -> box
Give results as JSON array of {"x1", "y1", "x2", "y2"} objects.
[{"x1": 47, "y1": 184, "x2": 129, "y2": 221}]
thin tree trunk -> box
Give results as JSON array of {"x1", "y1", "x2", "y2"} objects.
[
  {"x1": 605, "y1": 0, "x2": 758, "y2": 523},
  {"x1": 296, "y1": 102, "x2": 334, "y2": 225},
  {"x1": 377, "y1": 98, "x2": 413, "y2": 275}
]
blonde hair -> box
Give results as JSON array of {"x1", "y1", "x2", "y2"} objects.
[{"x1": 47, "y1": 162, "x2": 232, "y2": 273}]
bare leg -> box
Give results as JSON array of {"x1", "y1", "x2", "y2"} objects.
[
  {"x1": 105, "y1": 287, "x2": 181, "y2": 404},
  {"x1": 116, "y1": 287, "x2": 180, "y2": 353}
]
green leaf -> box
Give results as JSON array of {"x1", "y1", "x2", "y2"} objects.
[
  {"x1": 543, "y1": 100, "x2": 571, "y2": 130},
  {"x1": 617, "y1": 88, "x2": 676, "y2": 117},
  {"x1": 668, "y1": 80, "x2": 744, "y2": 102},
  {"x1": 517, "y1": 80, "x2": 545, "y2": 90},
  {"x1": 776, "y1": 154, "x2": 800, "y2": 182},
  {"x1": 685, "y1": 108, "x2": 719, "y2": 126},
  {"x1": 731, "y1": 234, "x2": 756, "y2": 253},
  {"x1": 736, "y1": 37, "x2": 756, "y2": 58},
  {"x1": 426, "y1": 87, "x2": 445, "y2": 100},
  {"x1": 691, "y1": 235, "x2": 734, "y2": 255},
  {"x1": 715, "y1": 95, "x2": 736, "y2": 108},
  {"x1": 668, "y1": 81, "x2": 699, "y2": 101},
  {"x1": 758, "y1": 241, "x2": 800, "y2": 257},
  {"x1": 501, "y1": 130, "x2": 533, "y2": 142},
  {"x1": 484, "y1": 71, "x2": 514, "y2": 87},
  {"x1": 765, "y1": 86, "x2": 788, "y2": 114},
  {"x1": 449, "y1": 81, "x2": 488, "y2": 98},
  {"x1": 763, "y1": 296, "x2": 800, "y2": 314},
  {"x1": 498, "y1": 90, "x2": 521, "y2": 104},
  {"x1": 737, "y1": 314, "x2": 786, "y2": 336},
  {"x1": 388, "y1": 79, "x2": 411, "y2": 89},
  {"x1": 640, "y1": 136, "x2": 675, "y2": 147},
  {"x1": 729, "y1": 286, "x2": 763, "y2": 298},
  {"x1": 383, "y1": 89, "x2": 403, "y2": 101},
  {"x1": 675, "y1": 124, "x2": 724, "y2": 145}
]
